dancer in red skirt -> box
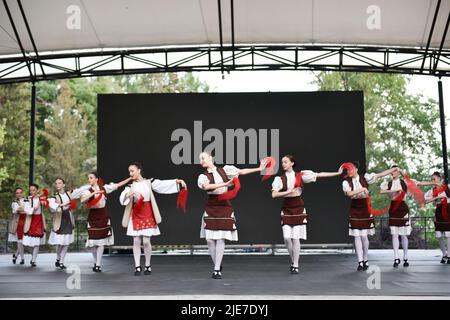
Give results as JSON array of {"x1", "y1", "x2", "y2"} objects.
[
  {"x1": 23, "y1": 183, "x2": 47, "y2": 267},
  {"x1": 80, "y1": 172, "x2": 131, "y2": 272},
  {"x1": 424, "y1": 171, "x2": 450, "y2": 264},
  {"x1": 342, "y1": 162, "x2": 398, "y2": 271},
  {"x1": 197, "y1": 151, "x2": 267, "y2": 279},
  {"x1": 120, "y1": 162, "x2": 187, "y2": 276},
  {"x1": 8, "y1": 187, "x2": 31, "y2": 265},
  {"x1": 272, "y1": 155, "x2": 343, "y2": 274}
]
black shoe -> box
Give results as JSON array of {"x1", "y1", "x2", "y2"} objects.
[
  {"x1": 357, "y1": 261, "x2": 364, "y2": 271},
  {"x1": 94, "y1": 266, "x2": 102, "y2": 273},
  {"x1": 59, "y1": 263, "x2": 67, "y2": 270},
  {"x1": 403, "y1": 259, "x2": 409, "y2": 267},
  {"x1": 363, "y1": 260, "x2": 369, "y2": 271},
  {"x1": 12, "y1": 254, "x2": 17, "y2": 264},
  {"x1": 134, "y1": 266, "x2": 142, "y2": 276},
  {"x1": 220, "y1": 265, "x2": 223, "y2": 272},
  {"x1": 30, "y1": 261, "x2": 36, "y2": 267},
  {"x1": 291, "y1": 266, "x2": 299, "y2": 274},
  {"x1": 55, "y1": 260, "x2": 60, "y2": 268},
  {"x1": 447, "y1": 258, "x2": 450, "y2": 265},
  {"x1": 144, "y1": 266, "x2": 152, "y2": 275},
  {"x1": 92, "y1": 263, "x2": 97, "y2": 272},
  {"x1": 19, "y1": 259, "x2": 25, "y2": 265},
  {"x1": 440, "y1": 256, "x2": 447, "y2": 264},
  {"x1": 393, "y1": 259, "x2": 401, "y2": 268},
  {"x1": 212, "y1": 270, "x2": 222, "y2": 279}
]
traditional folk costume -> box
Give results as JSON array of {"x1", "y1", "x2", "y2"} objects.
[
  {"x1": 380, "y1": 178, "x2": 418, "y2": 267},
  {"x1": 8, "y1": 198, "x2": 31, "y2": 264},
  {"x1": 120, "y1": 178, "x2": 180, "y2": 275},
  {"x1": 271, "y1": 170, "x2": 318, "y2": 274},
  {"x1": 82, "y1": 182, "x2": 117, "y2": 272},
  {"x1": 197, "y1": 165, "x2": 240, "y2": 279},
  {"x1": 83, "y1": 183, "x2": 117, "y2": 247},
  {"x1": 22, "y1": 196, "x2": 47, "y2": 266},
  {"x1": 425, "y1": 184, "x2": 450, "y2": 264},
  {"x1": 272, "y1": 170, "x2": 318, "y2": 240},
  {"x1": 342, "y1": 173, "x2": 378, "y2": 270}
]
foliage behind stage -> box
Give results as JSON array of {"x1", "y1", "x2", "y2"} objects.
[{"x1": 0, "y1": 72, "x2": 447, "y2": 248}]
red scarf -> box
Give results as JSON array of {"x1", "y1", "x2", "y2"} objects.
[
  {"x1": 433, "y1": 185, "x2": 449, "y2": 221},
  {"x1": 218, "y1": 178, "x2": 241, "y2": 201},
  {"x1": 261, "y1": 157, "x2": 277, "y2": 181},
  {"x1": 39, "y1": 188, "x2": 49, "y2": 209},
  {"x1": 177, "y1": 187, "x2": 188, "y2": 212},
  {"x1": 85, "y1": 179, "x2": 105, "y2": 209},
  {"x1": 294, "y1": 172, "x2": 304, "y2": 188}
]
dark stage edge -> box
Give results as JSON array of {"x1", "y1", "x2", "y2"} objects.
[{"x1": 1, "y1": 250, "x2": 450, "y2": 299}]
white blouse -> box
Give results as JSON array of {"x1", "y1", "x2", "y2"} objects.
[
  {"x1": 197, "y1": 165, "x2": 240, "y2": 195},
  {"x1": 380, "y1": 178, "x2": 418, "y2": 200},
  {"x1": 342, "y1": 173, "x2": 378, "y2": 199},
  {"x1": 120, "y1": 178, "x2": 179, "y2": 206},
  {"x1": 81, "y1": 183, "x2": 118, "y2": 209},
  {"x1": 424, "y1": 184, "x2": 450, "y2": 204},
  {"x1": 11, "y1": 199, "x2": 32, "y2": 215},
  {"x1": 271, "y1": 170, "x2": 318, "y2": 197},
  {"x1": 28, "y1": 196, "x2": 43, "y2": 215},
  {"x1": 48, "y1": 186, "x2": 91, "y2": 212}
]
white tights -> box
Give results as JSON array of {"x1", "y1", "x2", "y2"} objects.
[
  {"x1": 354, "y1": 235, "x2": 369, "y2": 262},
  {"x1": 439, "y1": 237, "x2": 450, "y2": 257},
  {"x1": 392, "y1": 235, "x2": 409, "y2": 260},
  {"x1": 56, "y1": 245, "x2": 69, "y2": 264},
  {"x1": 14, "y1": 242, "x2": 24, "y2": 260},
  {"x1": 284, "y1": 238, "x2": 301, "y2": 268},
  {"x1": 91, "y1": 245, "x2": 105, "y2": 267},
  {"x1": 207, "y1": 239, "x2": 225, "y2": 271},
  {"x1": 133, "y1": 236, "x2": 152, "y2": 268}
]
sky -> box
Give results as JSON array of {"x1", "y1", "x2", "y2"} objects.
[{"x1": 195, "y1": 71, "x2": 450, "y2": 142}]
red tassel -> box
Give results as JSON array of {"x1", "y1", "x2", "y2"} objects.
[
  {"x1": 39, "y1": 197, "x2": 49, "y2": 209},
  {"x1": 433, "y1": 185, "x2": 449, "y2": 221},
  {"x1": 403, "y1": 174, "x2": 424, "y2": 207},
  {"x1": 261, "y1": 156, "x2": 277, "y2": 181},
  {"x1": 70, "y1": 199, "x2": 78, "y2": 210},
  {"x1": 98, "y1": 178, "x2": 104, "y2": 188},
  {"x1": 177, "y1": 188, "x2": 188, "y2": 212},
  {"x1": 218, "y1": 178, "x2": 241, "y2": 201}
]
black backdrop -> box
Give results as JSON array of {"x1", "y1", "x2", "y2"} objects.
[{"x1": 98, "y1": 92, "x2": 366, "y2": 246}]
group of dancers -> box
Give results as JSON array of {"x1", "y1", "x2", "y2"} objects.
[{"x1": 7, "y1": 152, "x2": 450, "y2": 278}]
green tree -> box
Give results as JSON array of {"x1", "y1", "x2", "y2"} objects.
[
  {"x1": 0, "y1": 83, "x2": 31, "y2": 218},
  {"x1": 37, "y1": 80, "x2": 90, "y2": 189}
]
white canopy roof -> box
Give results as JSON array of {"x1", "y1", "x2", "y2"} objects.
[{"x1": 1, "y1": 0, "x2": 449, "y2": 56}]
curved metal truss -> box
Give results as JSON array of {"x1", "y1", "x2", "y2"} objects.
[{"x1": 0, "y1": 45, "x2": 449, "y2": 84}]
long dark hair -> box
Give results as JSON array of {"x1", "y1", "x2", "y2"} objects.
[{"x1": 283, "y1": 154, "x2": 296, "y2": 168}]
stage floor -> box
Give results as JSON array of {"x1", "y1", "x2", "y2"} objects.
[{"x1": 1, "y1": 250, "x2": 450, "y2": 299}]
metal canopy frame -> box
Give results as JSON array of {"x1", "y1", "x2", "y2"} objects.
[{"x1": 0, "y1": 0, "x2": 448, "y2": 184}]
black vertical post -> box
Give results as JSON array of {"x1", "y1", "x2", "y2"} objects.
[
  {"x1": 29, "y1": 83, "x2": 36, "y2": 185},
  {"x1": 438, "y1": 79, "x2": 448, "y2": 184}
]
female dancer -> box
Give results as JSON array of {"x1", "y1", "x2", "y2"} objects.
[
  {"x1": 197, "y1": 151, "x2": 267, "y2": 279},
  {"x1": 424, "y1": 172, "x2": 450, "y2": 264},
  {"x1": 380, "y1": 166, "x2": 435, "y2": 268},
  {"x1": 80, "y1": 172, "x2": 131, "y2": 272},
  {"x1": 119, "y1": 162, "x2": 187, "y2": 276},
  {"x1": 48, "y1": 178, "x2": 89, "y2": 269},
  {"x1": 342, "y1": 162, "x2": 398, "y2": 271},
  {"x1": 272, "y1": 155, "x2": 343, "y2": 274},
  {"x1": 9, "y1": 187, "x2": 30, "y2": 265},
  {"x1": 23, "y1": 183, "x2": 47, "y2": 267}
]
